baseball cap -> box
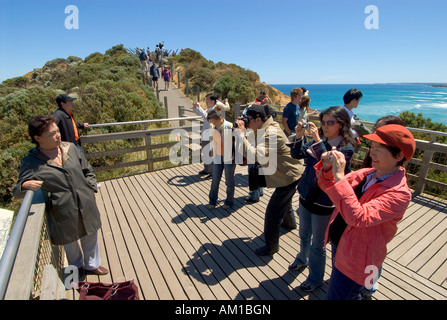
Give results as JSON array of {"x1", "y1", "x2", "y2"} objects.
[
  {"x1": 363, "y1": 124, "x2": 416, "y2": 161},
  {"x1": 56, "y1": 94, "x2": 77, "y2": 105},
  {"x1": 245, "y1": 105, "x2": 266, "y2": 119}
]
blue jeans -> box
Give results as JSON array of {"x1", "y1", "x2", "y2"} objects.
[
  {"x1": 247, "y1": 164, "x2": 263, "y2": 200},
  {"x1": 248, "y1": 188, "x2": 263, "y2": 200},
  {"x1": 209, "y1": 161, "x2": 236, "y2": 206},
  {"x1": 294, "y1": 203, "x2": 332, "y2": 286},
  {"x1": 326, "y1": 243, "x2": 364, "y2": 300},
  {"x1": 201, "y1": 140, "x2": 213, "y2": 174}
]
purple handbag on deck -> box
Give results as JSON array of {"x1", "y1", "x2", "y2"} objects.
[{"x1": 78, "y1": 280, "x2": 140, "y2": 300}]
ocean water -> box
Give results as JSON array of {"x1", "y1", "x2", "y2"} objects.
[{"x1": 270, "y1": 84, "x2": 447, "y2": 125}]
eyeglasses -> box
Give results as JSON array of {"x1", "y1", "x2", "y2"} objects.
[{"x1": 321, "y1": 120, "x2": 339, "y2": 127}]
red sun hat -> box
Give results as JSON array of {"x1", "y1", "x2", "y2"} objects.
[{"x1": 363, "y1": 124, "x2": 416, "y2": 161}]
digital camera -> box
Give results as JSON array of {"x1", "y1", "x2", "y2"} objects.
[{"x1": 234, "y1": 115, "x2": 249, "y2": 129}]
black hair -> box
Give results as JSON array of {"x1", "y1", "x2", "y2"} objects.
[
  {"x1": 206, "y1": 109, "x2": 222, "y2": 121},
  {"x1": 205, "y1": 93, "x2": 219, "y2": 104},
  {"x1": 343, "y1": 88, "x2": 363, "y2": 105},
  {"x1": 318, "y1": 106, "x2": 356, "y2": 147},
  {"x1": 28, "y1": 115, "x2": 57, "y2": 145}
]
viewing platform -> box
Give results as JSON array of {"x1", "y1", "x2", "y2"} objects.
[
  {"x1": 1, "y1": 81, "x2": 446, "y2": 301},
  {"x1": 67, "y1": 163, "x2": 447, "y2": 300}
]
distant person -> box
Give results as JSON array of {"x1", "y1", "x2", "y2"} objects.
[
  {"x1": 193, "y1": 93, "x2": 223, "y2": 176},
  {"x1": 253, "y1": 90, "x2": 271, "y2": 105},
  {"x1": 150, "y1": 63, "x2": 160, "y2": 90},
  {"x1": 342, "y1": 88, "x2": 363, "y2": 137},
  {"x1": 13, "y1": 115, "x2": 108, "y2": 279},
  {"x1": 317, "y1": 124, "x2": 416, "y2": 300},
  {"x1": 52, "y1": 94, "x2": 89, "y2": 154},
  {"x1": 161, "y1": 65, "x2": 172, "y2": 90},
  {"x1": 155, "y1": 45, "x2": 159, "y2": 57},
  {"x1": 206, "y1": 109, "x2": 236, "y2": 209},
  {"x1": 146, "y1": 47, "x2": 150, "y2": 56},
  {"x1": 288, "y1": 106, "x2": 355, "y2": 292},
  {"x1": 235, "y1": 105, "x2": 303, "y2": 256},
  {"x1": 139, "y1": 49, "x2": 148, "y2": 73},
  {"x1": 282, "y1": 88, "x2": 307, "y2": 137},
  {"x1": 215, "y1": 93, "x2": 231, "y2": 119}
]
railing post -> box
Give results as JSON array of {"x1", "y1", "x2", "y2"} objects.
[
  {"x1": 164, "y1": 96, "x2": 168, "y2": 117},
  {"x1": 414, "y1": 147, "x2": 435, "y2": 195},
  {"x1": 178, "y1": 106, "x2": 185, "y2": 126},
  {"x1": 143, "y1": 126, "x2": 154, "y2": 172},
  {"x1": 234, "y1": 103, "x2": 241, "y2": 122},
  {"x1": 185, "y1": 78, "x2": 189, "y2": 94}
]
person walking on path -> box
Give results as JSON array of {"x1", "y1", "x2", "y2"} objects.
[
  {"x1": 162, "y1": 65, "x2": 172, "y2": 91},
  {"x1": 150, "y1": 63, "x2": 160, "y2": 91}
]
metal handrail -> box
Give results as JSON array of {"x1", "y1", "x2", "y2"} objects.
[
  {"x1": 0, "y1": 190, "x2": 35, "y2": 300},
  {"x1": 88, "y1": 116, "x2": 202, "y2": 128}
]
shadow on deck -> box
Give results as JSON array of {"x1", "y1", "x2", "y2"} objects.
[{"x1": 72, "y1": 163, "x2": 447, "y2": 300}]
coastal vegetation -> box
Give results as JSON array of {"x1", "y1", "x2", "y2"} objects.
[
  {"x1": 171, "y1": 48, "x2": 289, "y2": 115},
  {"x1": 0, "y1": 44, "x2": 164, "y2": 210}
]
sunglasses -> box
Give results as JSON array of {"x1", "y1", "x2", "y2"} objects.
[{"x1": 320, "y1": 120, "x2": 339, "y2": 127}]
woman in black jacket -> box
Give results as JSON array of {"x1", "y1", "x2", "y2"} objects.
[{"x1": 288, "y1": 106, "x2": 356, "y2": 292}]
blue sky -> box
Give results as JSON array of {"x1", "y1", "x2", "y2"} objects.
[{"x1": 1, "y1": 0, "x2": 446, "y2": 84}]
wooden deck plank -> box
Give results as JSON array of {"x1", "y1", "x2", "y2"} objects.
[
  {"x1": 384, "y1": 259, "x2": 447, "y2": 300},
  {"x1": 131, "y1": 173, "x2": 224, "y2": 299},
  {"x1": 90, "y1": 163, "x2": 447, "y2": 300},
  {"x1": 128, "y1": 174, "x2": 210, "y2": 300},
  {"x1": 403, "y1": 219, "x2": 447, "y2": 271},
  {"x1": 113, "y1": 178, "x2": 181, "y2": 299},
  {"x1": 105, "y1": 179, "x2": 158, "y2": 299},
  {"x1": 162, "y1": 164, "x2": 328, "y2": 300},
  {"x1": 158, "y1": 166, "x2": 293, "y2": 300},
  {"x1": 396, "y1": 210, "x2": 447, "y2": 266},
  {"x1": 418, "y1": 239, "x2": 447, "y2": 284},
  {"x1": 97, "y1": 183, "x2": 128, "y2": 283},
  {"x1": 148, "y1": 168, "x2": 261, "y2": 300}
]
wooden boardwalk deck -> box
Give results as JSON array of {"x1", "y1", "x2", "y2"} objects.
[{"x1": 80, "y1": 163, "x2": 447, "y2": 300}]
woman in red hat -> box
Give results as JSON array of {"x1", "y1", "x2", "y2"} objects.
[{"x1": 315, "y1": 124, "x2": 416, "y2": 300}]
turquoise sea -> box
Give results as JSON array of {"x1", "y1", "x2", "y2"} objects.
[{"x1": 270, "y1": 84, "x2": 447, "y2": 125}]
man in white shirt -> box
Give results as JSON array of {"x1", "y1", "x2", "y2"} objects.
[{"x1": 193, "y1": 93, "x2": 230, "y2": 175}]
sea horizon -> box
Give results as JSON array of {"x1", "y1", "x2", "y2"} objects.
[{"x1": 270, "y1": 83, "x2": 447, "y2": 125}]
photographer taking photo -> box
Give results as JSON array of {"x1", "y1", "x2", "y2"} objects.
[{"x1": 235, "y1": 104, "x2": 304, "y2": 256}]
